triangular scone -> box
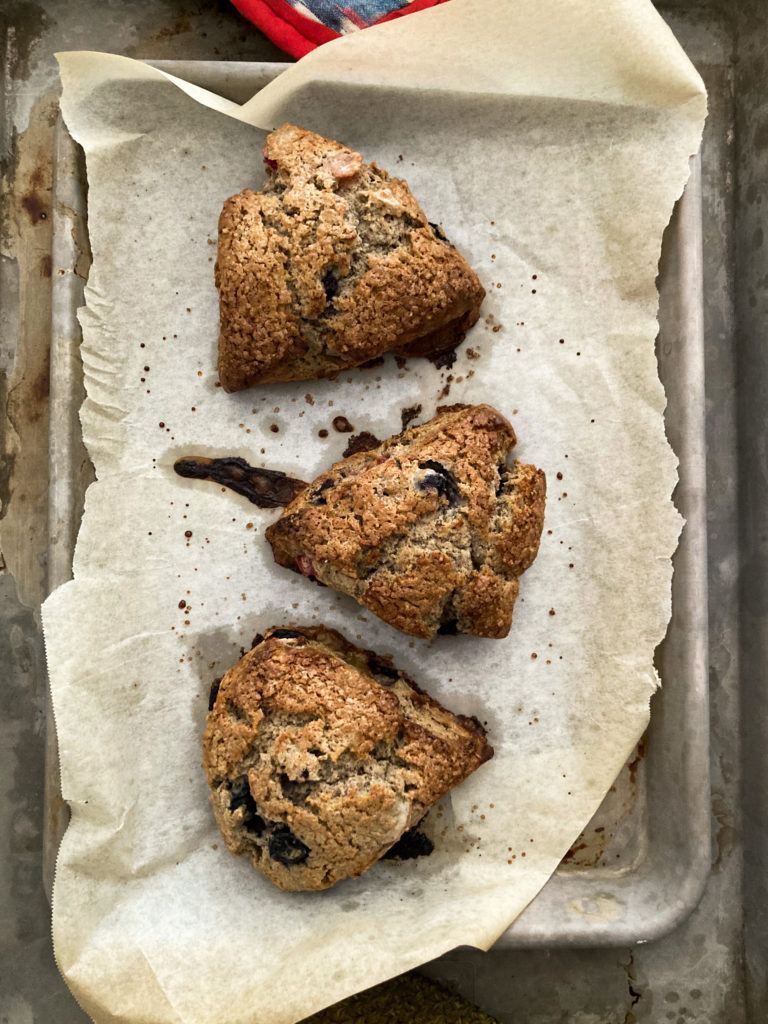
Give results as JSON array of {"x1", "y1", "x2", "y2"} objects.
[
  {"x1": 203, "y1": 626, "x2": 493, "y2": 891},
  {"x1": 215, "y1": 124, "x2": 486, "y2": 390},
  {"x1": 265, "y1": 405, "x2": 546, "y2": 639}
]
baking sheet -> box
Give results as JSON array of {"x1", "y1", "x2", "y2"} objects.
[
  {"x1": 47, "y1": 94, "x2": 710, "y2": 951},
  {"x1": 42, "y1": 2, "x2": 707, "y2": 1020}
]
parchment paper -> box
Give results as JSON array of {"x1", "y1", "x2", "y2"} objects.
[{"x1": 44, "y1": 3, "x2": 706, "y2": 1021}]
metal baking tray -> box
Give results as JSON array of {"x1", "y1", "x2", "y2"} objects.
[{"x1": 46, "y1": 60, "x2": 710, "y2": 947}]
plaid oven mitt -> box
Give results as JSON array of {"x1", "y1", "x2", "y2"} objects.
[{"x1": 230, "y1": 0, "x2": 452, "y2": 57}]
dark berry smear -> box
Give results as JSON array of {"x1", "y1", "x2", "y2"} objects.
[
  {"x1": 267, "y1": 629, "x2": 308, "y2": 641},
  {"x1": 428, "y1": 221, "x2": 448, "y2": 242},
  {"x1": 174, "y1": 456, "x2": 308, "y2": 508},
  {"x1": 382, "y1": 827, "x2": 435, "y2": 861},
  {"x1": 208, "y1": 677, "x2": 222, "y2": 711}
]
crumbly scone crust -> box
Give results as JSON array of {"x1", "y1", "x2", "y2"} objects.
[
  {"x1": 265, "y1": 404, "x2": 546, "y2": 639},
  {"x1": 215, "y1": 124, "x2": 486, "y2": 390},
  {"x1": 203, "y1": 626, "x2": 492, "y2": 891}
]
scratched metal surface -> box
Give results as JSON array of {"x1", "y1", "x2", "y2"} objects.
[{"x1": 0, "y1": 1, "x2": 760, "y2": 1021}]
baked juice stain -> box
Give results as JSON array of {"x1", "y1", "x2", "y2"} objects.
[
  {"x1": 174, "y1": 456, "x2": 308, "y2": 509},
  {"x1": 20, "y1": 191, "x2": 48, "y2": 224},
  {"x1": 332, "y1": 416, "x2": 354, "y2": 433},
  {"x1": 342, "y1": 432, "x2": 381, "y2": 457}
]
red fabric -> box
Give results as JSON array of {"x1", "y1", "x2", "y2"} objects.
[
  {"x1": 231, "y1": 0, "x2": 452, "y2": 58},
  {"x1": 230, "y1": 0, "x2": 339, "y2": 58}
]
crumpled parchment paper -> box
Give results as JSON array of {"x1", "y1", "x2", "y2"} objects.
[{"x1": 43, "y1": 2, "x2": 706, "y2": 1021}]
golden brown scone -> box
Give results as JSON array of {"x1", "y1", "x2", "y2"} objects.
[
  {"x1": 265, "y1": 404, "x2": 546, "y2": 639},
  {"x1": 202, "y1": 626, "x2": 493, "y2": 891},
  {"x1": 215, "y1": 124, "x2": 485, "y2": 390}
]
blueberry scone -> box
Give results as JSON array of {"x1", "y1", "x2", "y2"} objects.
[
  {"x1": 203, "y1": 626, "x2": 493, "y2": 891},
  {"x1": 215, "y1": 124, "x2": 485, "y2": 390},
  {"x1": 265, "y1": 404, "x2": 546, "y2": 639}
]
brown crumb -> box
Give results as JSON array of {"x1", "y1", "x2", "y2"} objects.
[{"x1": 400, "y1": 405, "x2": 422, "y2": 430}]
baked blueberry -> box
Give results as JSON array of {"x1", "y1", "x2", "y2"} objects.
[
  {"x1": 228, "y1": 776, "x2": 249, "y2": 810},
  {"x1": 228, "y1": 777, "x2": 260, "y2": 820},
  {"x1": 417, "y1": 459, "x2": 461, "y2": 506},
  {"x1": 367, "y1": 657, "x2": 400, "y2": 684},
  {"x1": 437, "y1": 619, "x2": 459, "y2": 636},
  {"x1": 244, "y1": 813, "x2": 267, "y2": 836},
  {"x1": 268, "y1": 827, "x2": 311, "y2": 866},
  {"x1": 309, "y1": 478, "x2": 335, "y2": 506},
  {"x1": 322, "y1": 268, "x2": 339, "y2": 301}
]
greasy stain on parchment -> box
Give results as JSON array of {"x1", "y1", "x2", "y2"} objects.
[{"x1": 0, "y1": 91, "x2": 58, "y2": 609}]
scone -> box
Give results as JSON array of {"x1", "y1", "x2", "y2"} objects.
[
  {"x1": 265, "y1": 404, "x2": 546, "y2": 639},
  {"x1": 215, "y1": 124, "x2": 485, "y2": 390},
  {"x1": 202, "y1": 626, "x2": 493, "y2": 891}
]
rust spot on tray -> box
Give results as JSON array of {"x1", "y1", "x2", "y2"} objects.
[
  {"x1": 154, "y1": 16, "x2": 193, "y2": 40},
  {"x1": 20, "y1": 190, "x2": 48, "y2": 225},
  {"x1": 1, "y1": 92, "x2": 62, "y2": 608},
  {"x1": 25, "y1": 366, "x2": 50, "y2": 422},
  {"x1": 561, "y1": 738, "x2": 647, "y2": 869},
  {"x1": 1, "y1": 3, "x2": 52, "y2": 82},
  {"x1": 627, "y1": 738, "x2": 646, "y2": 786}
]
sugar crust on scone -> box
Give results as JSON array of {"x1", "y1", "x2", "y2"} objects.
[
  {"x1": 202, "y1": 626, "x2": 493, "y2": 891},
  {"x1": 215, "y1": 124, "x2": 486, "y2": 390},
  {"x1": 265, "y1": 404, "x2": 546, "y2": 639}
]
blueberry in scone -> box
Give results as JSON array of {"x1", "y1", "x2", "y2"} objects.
[
  {"x1": 215, "y1": 124, "x2": 486, "y2": 390},
  {"x1": 202, "y1": 626, "x2": 493, "y2": 891},
  {"x1": 265, "y1": 404, "x2": 546, "y2": 639}
]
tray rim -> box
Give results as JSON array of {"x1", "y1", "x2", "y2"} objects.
[{"x1": 46, "y1": 59, "x2": 711, "y2": 947}]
